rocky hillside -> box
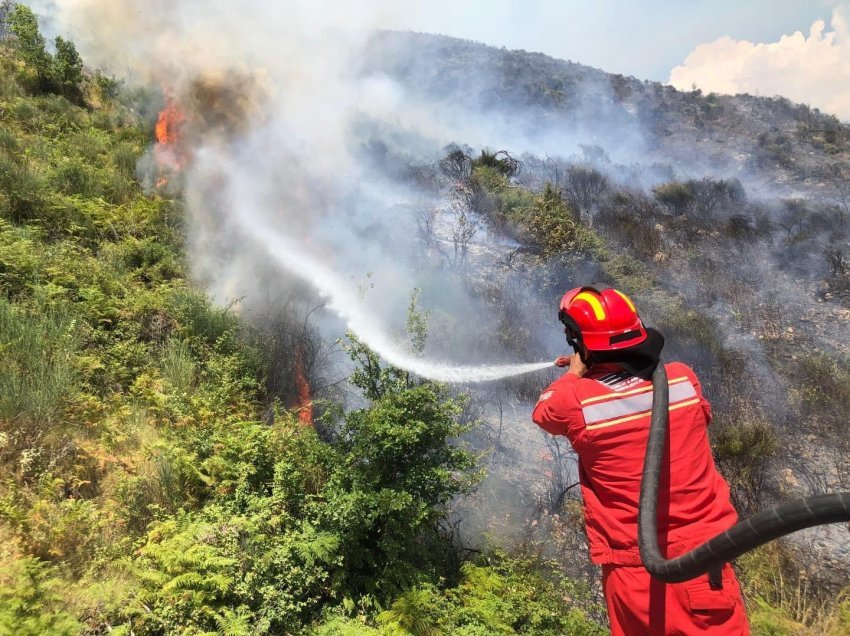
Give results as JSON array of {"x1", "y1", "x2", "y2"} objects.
[{"x1": 365, "y1": 31, "x2": 850, "y2": 196}]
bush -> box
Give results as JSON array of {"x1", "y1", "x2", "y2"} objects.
[
  {"x1": 524, "y1": 184, "x2": 601, "y2": 259},
  {"x1": 0, "y1": 556, "x2": 80, "y2": 635},
  {"x1": 596, "y1": 191, "x2": 662, "y2": 259},
  {"x1": 0, "y1": 152, "x2": 48, "y2": 224},
  {"x1": 738, "y1": 543, "x2": 849, "y2": 635},
  {"x1": 711, "y1": 416, "x2": 778, "y2": 514},
  {"x1": 0, "y1": 298, "x2": 78, "y2": 458},
  {"x1": 653, "y1": 181, "x2": 694, "y2": 215},
  {"x1": 796, "y1": 353, "x2": 850, "y2": 434},
  {"x1": 376, "y1": 553, "x2": 606, "y2": 635},
  {"x1": 49, "y1": 156, "x2": 103, "y2": 198}
]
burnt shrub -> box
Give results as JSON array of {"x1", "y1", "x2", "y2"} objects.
[{"x1": 595, "y1": 191, "x2": 662, "y2": 259}]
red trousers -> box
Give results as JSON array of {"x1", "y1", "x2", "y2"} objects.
[{"x1": 602, "y1": 563, "x2": 750, "y2": 635}]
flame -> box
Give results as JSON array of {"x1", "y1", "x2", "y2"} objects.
[
  {"x1": 294, "y1": 344, "x2": 313, "y2": 426},
  {"x1": 153, "y1": 95, "x2": 187, "y2": 189},
  {"x1": 155, "y1": 97, "x2": 186, "y2": 146}
]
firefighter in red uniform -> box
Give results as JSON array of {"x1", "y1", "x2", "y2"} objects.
[{"x1": 533, "y1": 284, "x2": 750, "y2": 635}]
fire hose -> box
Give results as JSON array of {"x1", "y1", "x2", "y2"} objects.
[{"x1": 638, "y1": 362, "x2": 850, "y2": 583}]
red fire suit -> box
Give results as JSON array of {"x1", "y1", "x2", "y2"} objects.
[{"x1": 532, "y1": 361, "x2": 750, "y2": 635}]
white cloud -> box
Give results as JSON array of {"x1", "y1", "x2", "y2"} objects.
[{"x1": 669, "y1": 7, "x2": 850, "y2": 120}]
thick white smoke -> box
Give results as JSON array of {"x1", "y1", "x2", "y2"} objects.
[{"x1": 40, "y1": 0, "x2": 570, "y2": 383}]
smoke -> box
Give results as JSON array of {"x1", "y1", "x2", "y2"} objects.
[
  {"x1": 670, "y1": 6, "x2": 850, "y2": 120},
  {"x1": 36, "y1": 0, "x2": 581, "y2": 384}
]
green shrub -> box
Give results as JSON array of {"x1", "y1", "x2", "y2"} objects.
[
  {"x1": 49, "y1": 156, "x2": 103, "y2": 198},
  {"x1": 0, "y1": 556, "x2": 80, "y2": 635},
  {"x1": 653, "y1": 181, "x2": 694, "y2": 215},
  {"x1": 159, "y1": 338, "x2": 195, "y2": 393},
  {"x1": 168, "y1": 288, "x2": 241, "y2": 349},
  {"x1": 0, "y1": 129, "x2": 18, "y2": 154},
  {"x1": 110, "y1": 141, "x2": 141, "y2": 177},
  {"x1": 0, "y1": 153, "x2": 48, "y2": 224},
  {"x1": 524, "y1": 184, "x2": 601, "y2": 259},
  {"x1": 0, "y1": 298, "x2": 78, "y2": 457},
  {"x1": 377, "y1": 554, "x2": 606, "y2": 635},
  {"x1": 738, "y1": 543, "x2": 847, "y2": 635},
  {"x1": 0, "y1": 220, "x2": 43, "y2": 297},
  {"x1": 711, "y1": 416, "x2": 778, "y2": 513}
]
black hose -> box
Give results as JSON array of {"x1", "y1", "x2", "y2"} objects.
[{"x1": 638, "y1": 362, "x2": 850, "y2": 583}]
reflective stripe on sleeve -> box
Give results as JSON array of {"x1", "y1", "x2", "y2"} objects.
[{"x1": 536, "y1": 390, "x2": 554, "y2": 404}]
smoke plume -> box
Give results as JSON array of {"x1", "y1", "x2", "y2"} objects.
[{"x1": 37, "y1": 0, "x2": 586, "y2": 383}]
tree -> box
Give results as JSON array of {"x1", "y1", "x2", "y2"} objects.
[
  {"x1": 525, "y1": 183, "x2": 599, "y2": 258},
  {"x1": 52, "y1": 36, "x2": 83, "y2": 101},
  {"x1": 0, "y1": 1, "x2": 14, "y2": 39},
  {"x1": 7, "y1": 6, "x2": 85, "y2": 100},
  {"x1": 320, "y1": 377, "x2": 476, "y2": 599},
  {"x1": 8, "y1": 4, "x2": 51, "y2": 91}
]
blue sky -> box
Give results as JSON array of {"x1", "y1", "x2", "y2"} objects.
[{"x1": 387, "y1": 0, "x2": 840, "y2": 81}]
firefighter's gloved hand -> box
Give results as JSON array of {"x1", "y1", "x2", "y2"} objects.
[{"x1": 554, "y1": 356, "x2": 570, "y2": 368}]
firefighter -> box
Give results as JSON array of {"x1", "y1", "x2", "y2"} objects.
[{"x1": 533, "y1": 284, "x2": 750, "y2": 635}]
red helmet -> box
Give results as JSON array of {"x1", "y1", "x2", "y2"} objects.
[{"x1": 558, "y1": 284, "x2": 647, "y2": 351}]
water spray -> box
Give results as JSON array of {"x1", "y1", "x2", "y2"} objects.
[{"x1": 235, "y1": 197, "x2": 564, "y2": 383}]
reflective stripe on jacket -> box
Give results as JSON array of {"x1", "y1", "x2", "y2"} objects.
[{"x1": 532, "y1": 361, "x2": 738, "y2": 565}]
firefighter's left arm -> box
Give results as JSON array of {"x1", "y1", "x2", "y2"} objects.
[{"x1": 681, "y1": 363, "x2": 712, "y2": 425}]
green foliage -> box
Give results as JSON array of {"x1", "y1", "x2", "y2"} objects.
[
  {"x1": 375, "y1": 553, "x2": 606, "y2": 635},
  {"x1": 711, "y1": 415, "x2": 778, "y2": 513},
  {"x1": 471, "y1": 149, "x2": 521, "y2": 178},
  {"x1": 407, "y1": 287, "x2": 428, "y2": 355},
  {"x1": 0, "y1": 298, "x2": 78, "y2": 456},
  {"x1": 120, "y1": 369, "x2": 477, "y2": 633},
  {"x1": 0, "y1": 556, "x2": 80, "y2": 635},
  {"x1": 649, "y1": 293, "x2": 721, "y2": 353},
  {"x1": 467, "y1": 157, "x2": 607, "y2": 261},
  {"x1": 6, "y1": 4, "x2": 85, "y2": 100},
  {"x1": 524, "y1": 183, "x2": 601, "y2": 258},
  {"x1": 7, "y1": 4, "x2": 50, "y2": 91},
  {"x1": 51, "y1": 36, "x2": 83, "y2": 101},
  {"x1": 343, "y1": 331, "x2": 416, "y2": 401},
  {"x1": 321, "y1": 384, "x2": 476, "y2": 597},
  {"x1": 652, "y1": 180, "x2": 694, "y2": 215},
  {"x1": 738, "y1": 543, "x2": 850, "y2": 635}
]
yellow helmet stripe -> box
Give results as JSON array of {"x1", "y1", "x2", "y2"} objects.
[
  {"x1": 614, "y1": 290, "x2": 636, "y2": 312},
  {"x1": 573, "y1": 292, "x2": 606, "y2": 320}
]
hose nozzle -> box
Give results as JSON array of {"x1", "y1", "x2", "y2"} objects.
[{"x1": 554, "y1": 356, "x2": 570, "y2": 368}]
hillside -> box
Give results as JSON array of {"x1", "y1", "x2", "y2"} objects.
[
  {"x1": 365, "y1": 31, "x2": 850, "y2": 195},
  {"x1": 0, "y1": 8, "x2": 607, "y2": 635},
  {"x1": 1, "y1": 6, "x2": 849, "y2": 636}
]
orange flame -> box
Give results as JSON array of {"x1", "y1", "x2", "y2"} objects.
[
  {"x1": 155, "y1": 97, "x2": 186, "y2": 146},
  {"x1": 294, "y1": 344, "x2": 313, "y2": 426},
  {"x1": 153, "y1": 95, "x2": 187, "y2": 189}
]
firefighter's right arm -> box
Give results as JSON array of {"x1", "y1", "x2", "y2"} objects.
[{"x1": 531, "y1": 374, "x2": 585, "y2": 443}]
